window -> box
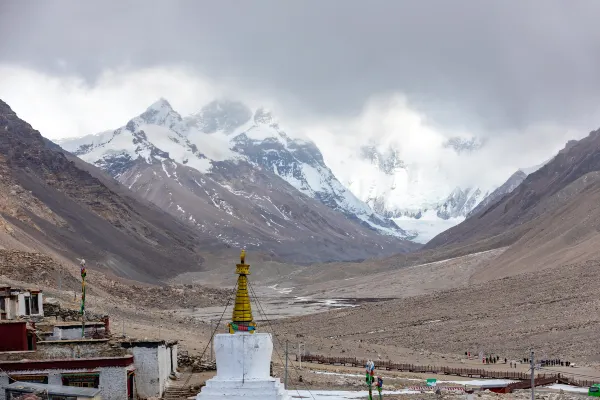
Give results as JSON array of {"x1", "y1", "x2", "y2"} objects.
[
  {"x1": 31, "y1": 293, "x2": 39, "y2": 314},
  {"x1": 8, "y1": 374, "x2": 49, "y2": 384},
  {"x1": 24, "y1": 296, "x2": 30, "y2": 315},
  {"x1": 61, "y1": 373, "x2": 100, "y2": 388}
]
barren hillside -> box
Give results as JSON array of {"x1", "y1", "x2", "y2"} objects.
[
  {"x1": 272, "y1": 258, "x2": 600, "y2": 363},
  {"x1": 0, "y1": 99, "x2": 227, "y2": 283}
]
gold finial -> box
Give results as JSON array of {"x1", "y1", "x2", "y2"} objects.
[{"x1": 228, "y1": 249, "x2": 256, "y2": 334}]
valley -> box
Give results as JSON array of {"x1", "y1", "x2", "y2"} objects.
[{"x1": 2, "y1": 96, "x2": 600, "y2": 397}]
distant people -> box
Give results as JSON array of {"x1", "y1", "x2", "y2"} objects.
[{"x1": 504, "y1": 358, "x2": 507, "y2": 364}]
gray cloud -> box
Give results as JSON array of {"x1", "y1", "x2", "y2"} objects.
[{"x1": 2, "y1": 1, "x2": 600, "y2": 134}]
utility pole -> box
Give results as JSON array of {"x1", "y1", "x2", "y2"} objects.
[
  {"x1": 530, "y1": 349, "x2": 535, "y2": 400},
  {"x1": 284, "y1": 340, "x2": 289, "y2": 389},
  {"x1": 210, "y1": 320, "x2": 214, "y2": 361},
  {"x1": 298, "y1": 342, "x2": 304, "y2": 369}
]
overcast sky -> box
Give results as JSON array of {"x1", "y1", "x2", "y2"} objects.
[{"x1": 1, "y1": 1, "x2": 600, "y2": 188}]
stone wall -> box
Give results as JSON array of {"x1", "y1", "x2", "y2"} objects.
[
  {"x1": 36, "y1": 341, "x2": 126, "y2": 359},
  {"x1": 43, "y1": 303, "x2": 105, "y2": 322}
]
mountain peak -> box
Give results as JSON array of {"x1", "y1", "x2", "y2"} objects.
[
  {"x1": 186, "y1": 99, "x2": 252, "y2": 134},
  {"x1": 254, "y1": 108, "x2": 275, "y2": 125},
  {"x1": 147, "y1": 97, "x2": 173, "y2": 112},
  {"x1": 137, "y1": 98, "x2": 182, "y2": 129}
]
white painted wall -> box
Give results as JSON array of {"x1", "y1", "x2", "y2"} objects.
[
  {"x1": 2, "y1": 292, "x2": 43, "y2": 319},
  {"x1": 128, "y1": 343, "x2": 177, "y2": 398},
  {"x1": 4, "y1": 297, "x2": 17, "y2": 319},
  {"x1": 129, "y1": 346, "x2": 160, "y2": 399},
  {"x1": 53, "y1": 325, "x2": 105, "y2": 340},
  {"x1": 36, "y1": 293, "x2": 44, "y2": 317},
  {"x1": 170, "y1": 344, "x2": 178, "y2": 373},
  {"x1": 157, "y1": 344, "x2": 168, "y2": 395},
  {"x1": 197, "y1": 333, "x2": 288, "y2": 400},
  {"x1": 16, "y1": 293, "x2": 26, "y2": 316},
  {"x1": 213, "y1": 333, "x2": 273, "y2": 380},
  {"x1": 98, "y1": 367, "x2": 128, "y2": 400},
  {"x1": 0, "y1": 366, "x2": 127, "y2": 400},
  {"x1": 9, "y1": 298, "x2": 16, "y2": 319}
]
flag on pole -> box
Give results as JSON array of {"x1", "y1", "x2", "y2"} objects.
[{"x1": 80, "y1": 259, "x2": 86, "y2": 314}]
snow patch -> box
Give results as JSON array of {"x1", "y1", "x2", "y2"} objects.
[{"x1": 393, "y1": 210, "x2": 464, "y2": 243}]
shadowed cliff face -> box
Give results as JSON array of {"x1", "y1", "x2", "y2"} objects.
[{"x1": 0, "y1": 99, "x2": 226, "y2": 283}]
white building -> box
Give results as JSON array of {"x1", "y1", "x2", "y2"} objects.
[
  {"x1": 121, "y1": 339, "x2": 178, "y2": 399},
  {"x1": 0, "y1": 285, "x2": 44, "y2": 320},
  {"x1": 0, "y1": 355, "x2": 135, "y2": 400}
]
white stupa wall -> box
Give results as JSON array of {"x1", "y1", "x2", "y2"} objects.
[
  {"x1": 213, "y1": 332, "x2": 272, "y2": 380},
  {"x1": 197, "y1": 332, "x2": 288, "y2": 400}
]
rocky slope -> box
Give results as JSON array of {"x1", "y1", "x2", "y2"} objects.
[
  {"x1": 0, "y1": 98, "x2": 233, "y2": 283},
  {"x1": 58, "y1": 99, "x2": 418, "y2": 263},
  {"x1": 467, "y1": 170, "x2": 527, "y2": 217},
  {"x1": 467, "y1": 157, "x2": 553, "y2": 218}
]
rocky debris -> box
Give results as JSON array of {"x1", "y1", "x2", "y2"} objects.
[
  {"x1": 0, "y1": 246, "x2": 228, "y2": 313},
  {"x1": 100, "y1": 282, "x2": 229, "y2": 310},
  {"x1": 177, "y1": 351, "x2": 217, "y2": 372},
  {"x1": 177, "y1": 351, "x2": 216, "y2": 372},
  {"x1": 0, "y1": 250, "x2": 79, "y2": 289},
  {"x1": 43, "y1": 302, "x2": 105, "y2": 322}
]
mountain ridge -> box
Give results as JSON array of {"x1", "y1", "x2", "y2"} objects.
[
  {"x1": 59, "y1": 99, "x2": 419, "y2": 262},
  {"x1": 0, "y1": 98, "x2": 230, "y2": 283}
]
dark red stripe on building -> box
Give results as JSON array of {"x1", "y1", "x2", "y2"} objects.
[{"x1": 0, "y1": 356, "x2": 134, "y2": 371}]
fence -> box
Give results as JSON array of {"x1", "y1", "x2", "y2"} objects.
[{"x1": 299, "y1": 354, "x2": 600, "y2": 388}]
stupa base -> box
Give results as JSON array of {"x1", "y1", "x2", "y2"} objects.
[{"x1": 196, "y1": 377, "x2": 289, "y2": 400}]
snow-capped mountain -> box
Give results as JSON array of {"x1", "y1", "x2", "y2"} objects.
[
  {"x1": 315, "y1": 138, "x2": 490, "y2": 243},
  {"x1": 58, "y1": 99, "x2": 417, "y2": 263}
]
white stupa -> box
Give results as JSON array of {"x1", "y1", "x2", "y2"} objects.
[{"x1": 196, "y1": 250, "x2": 289, "y2": 400}]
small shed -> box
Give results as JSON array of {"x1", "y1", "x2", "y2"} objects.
[{"x1": 5, "y1": 382, "x2": 101, "y2": 399}]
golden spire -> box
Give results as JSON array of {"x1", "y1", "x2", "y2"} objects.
[{"x1": 228, "y1": 249, "x2": 257, "y2": 334}]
